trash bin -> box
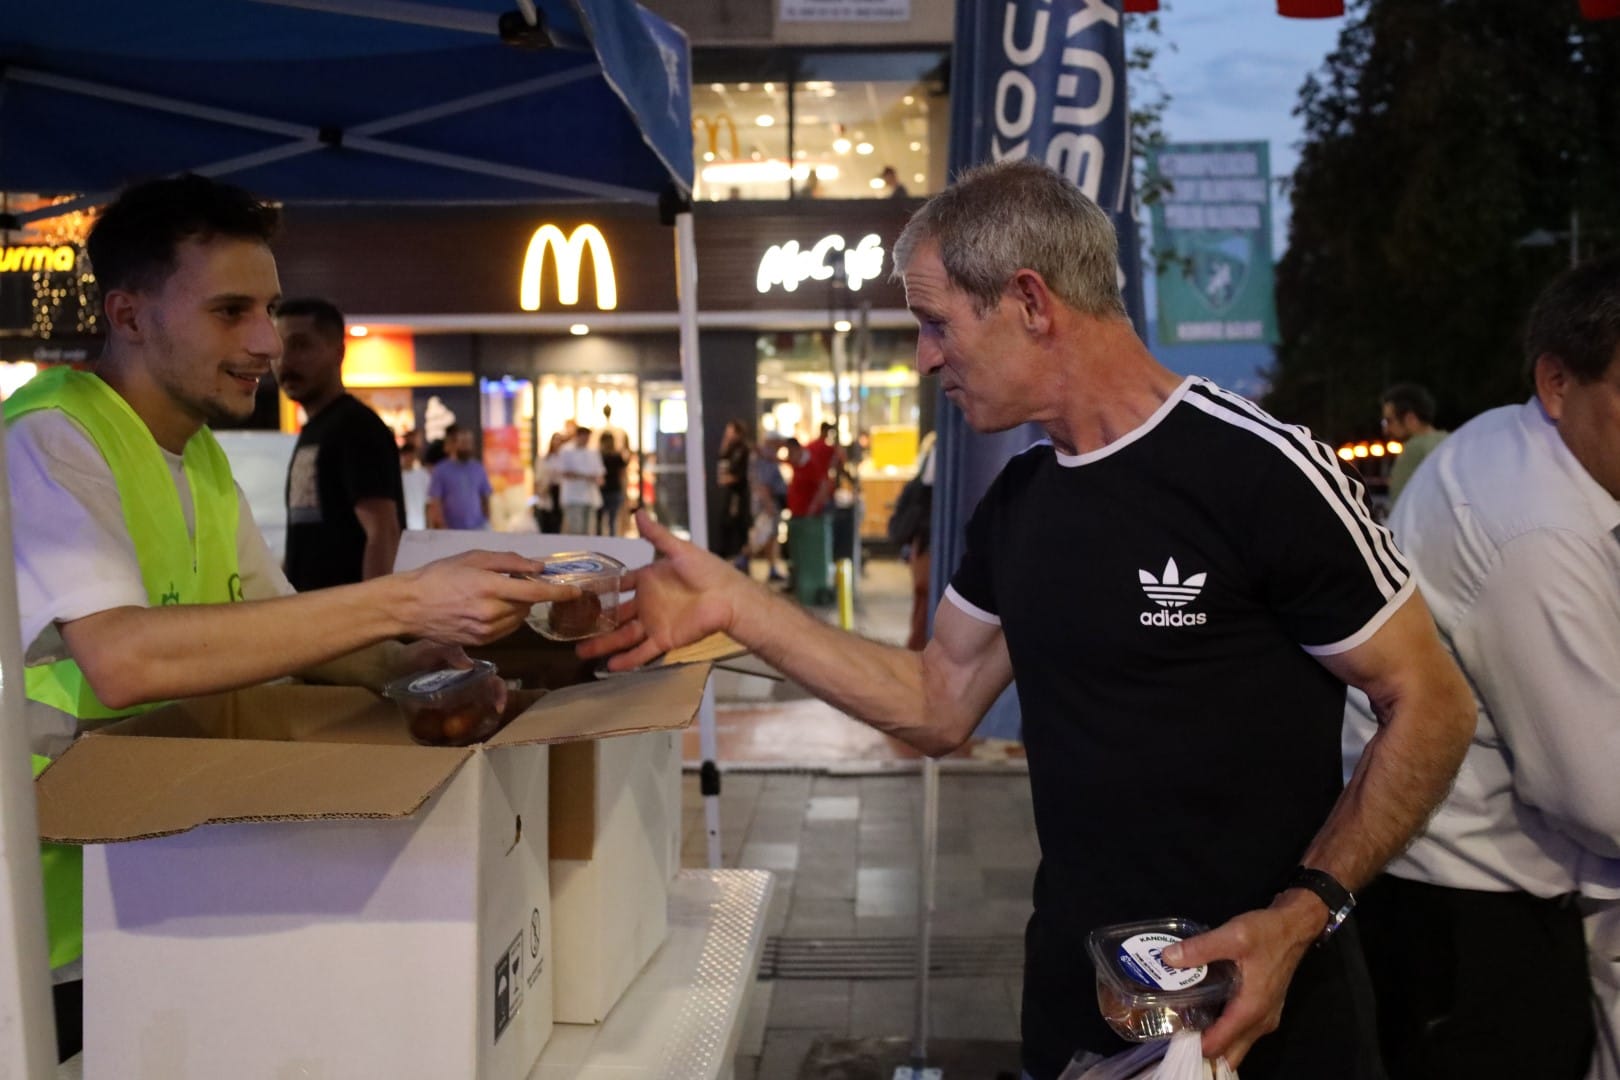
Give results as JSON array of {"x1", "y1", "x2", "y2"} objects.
[{"x1": 787, "y1": 514, "x2": 835, "y2": 606}]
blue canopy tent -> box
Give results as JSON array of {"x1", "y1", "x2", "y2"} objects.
[{"x1": 0, "y1": 5, "x2": 718, "y2": 1070}]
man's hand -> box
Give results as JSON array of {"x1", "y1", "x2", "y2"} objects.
[
  {"x1": 401, "y1": 550, "x2": 579, "y2": 645},
  {"x1": 1159, "y1": 890, "x2": 1323, "y2": 1066},
  {"x1": 577, "y1": 510, "x2": 752, "y2": 671}
]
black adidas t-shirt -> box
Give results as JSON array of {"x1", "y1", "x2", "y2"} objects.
[{"x1": 948, "y1": 378, "x2": 1409, "y2": 1079}]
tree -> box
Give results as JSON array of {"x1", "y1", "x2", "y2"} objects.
[{"x1": 1267, "y1": 0, "x2": 1620, "y2": 443}]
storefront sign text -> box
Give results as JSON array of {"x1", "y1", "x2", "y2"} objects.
[
  {"x1": 0, "y1": 245, "x2": 77, "y2": 273},
  {"x1": 756, "y1": 233, "x2": 884, "y2": 294}
]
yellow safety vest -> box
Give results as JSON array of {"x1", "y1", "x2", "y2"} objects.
[{"x1": 5, "y1": 366, "x2": 241, "y2": 968}]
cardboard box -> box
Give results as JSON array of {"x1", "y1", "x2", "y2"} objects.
[
  {"x1": 36, "y1": 665, "x2": 711, "y2": 1080},
  {"x1": 395, "y1": 529, "x2": 750, "y2": 1025}
]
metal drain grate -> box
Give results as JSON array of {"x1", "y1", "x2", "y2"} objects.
[{"x1": 759, "y1": 935, "x2": 1024, "y2": 980}]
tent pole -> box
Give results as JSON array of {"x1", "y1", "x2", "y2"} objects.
[
  {"x1": 0, "y1": 420, "x2": 58, "y2": 1080},
  {"x1": 674, "y1": 209, "x2": 722, "y2": 869}
]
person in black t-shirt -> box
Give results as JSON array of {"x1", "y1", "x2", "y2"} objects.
[
  {"x1": 597, "y1": 431, "x2": 629, "y2": 536},
  {"x1": 576, "y1": 161, "x2": 1477, "y2": 1080},
  {"x1": 274, "y1": 298, "x2": 406, "y2": 590}
]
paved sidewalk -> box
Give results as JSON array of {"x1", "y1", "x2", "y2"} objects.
[{"x1": 674, "y1": 556, "x2": 1039, "y2": 1079}]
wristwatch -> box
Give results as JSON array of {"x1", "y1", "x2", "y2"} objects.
[{"x1": 1285, "y1": 865, "x2": 1356, "y2": 946}]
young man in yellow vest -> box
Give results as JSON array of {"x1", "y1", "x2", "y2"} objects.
[{"x1": 4, "y1": 174, "x2": 577, "y2": 1060}]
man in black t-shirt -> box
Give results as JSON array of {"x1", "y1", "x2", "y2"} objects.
[
  {"x1": 577, "y1": 162, "x2": 1476, "y2": 1079},
  {"x1": 273, "y1": 298, "x2": 405, "y2": 590}
]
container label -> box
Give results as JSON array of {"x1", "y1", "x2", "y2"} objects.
[
  {"x1": 1116, "y1": 932, "x2": 1207, "y2": 991},
  {"x1": 544, "y1": 557, "x2": 610, "y2": 576},
  {"x1": 494, "y1": 929, "x2": 525, "y2": 1043},
  {"x1": 407, "y1": 667, "x2": 475, "y2": 695}
]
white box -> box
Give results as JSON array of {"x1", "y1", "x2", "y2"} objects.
[{"x1": 82, "y1": 744, "x2": 552, "y2": 1080}]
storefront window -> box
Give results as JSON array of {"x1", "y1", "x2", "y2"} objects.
[
  {"x1": 690, "y1": 51, "x2": 946, "y2": 202},
  {"x1": 755, "y1": 329, "x2": 921, "y2": 471}
]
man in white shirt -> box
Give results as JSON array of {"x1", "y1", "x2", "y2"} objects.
[
  {"x1": 1344, "y1": 254, "x2": 1620, "y2": 1080},
  {"x1": 555, "y1": 425, "x2": 605, "y2": 535}
]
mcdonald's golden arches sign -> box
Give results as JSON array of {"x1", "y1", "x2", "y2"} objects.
[{"x1": 518, "y1": 224, "x2": 617, "y2": 311}]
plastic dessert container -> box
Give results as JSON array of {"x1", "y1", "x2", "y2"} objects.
[
  {"x1": 524, "y1": 552, "x2": 625, "y2": 641},
  {"x1": 1085, "y1": 917, "x2": 1239, "y2": 1042},
  {"x1": 384, "y1": 660, "x2": 508, "y2": 746}
]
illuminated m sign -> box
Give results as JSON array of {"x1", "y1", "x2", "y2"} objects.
[
  {"x1": 519, "y1": 224, "x2": 617, "y2": 311},
  {"x1": 692, "y1": 114, "x2": 739, "y2": 160}
]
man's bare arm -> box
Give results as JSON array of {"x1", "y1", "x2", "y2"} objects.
[
  {"x1": 354, "y1": 496, "x2": 403, "y2": 581},
  {"x1": 580, "y1": 510, "x2": 1012, "y2": 755},
  {"x1": 1166, "y1": 590, "x2": 1474, "y2": 1066},
  {"x1": 59, "y1": 551, "x2": 572, "y2": 709}
]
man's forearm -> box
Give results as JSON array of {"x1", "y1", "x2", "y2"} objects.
[
  {"x1": 360, "y1": 518, "x2": 402, "y2": 581},
  {"x1": 61, "y1": 579, "x2": 415, "y2": 709},
  {"x1": 726, "y1": 581, "x2": 959, "y2": 753},
  {"x1": 1302, "y1": 682, "x2": 1473, "y2": 893}
]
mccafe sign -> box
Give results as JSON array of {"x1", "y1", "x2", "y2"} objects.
[{"x1": 756, "y1": 233, "x2": 885, "y2": 295}]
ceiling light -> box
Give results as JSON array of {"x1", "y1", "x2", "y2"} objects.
[
  {"x1": 1352, "y1": 444, "x2": 1368, "y2": 458},
  {"x1": 817, "y1": 86, "x2": 836, "y2": 98},
  {"x1": 855, "y1": 142, "x2": 874, "y2": 155},
  {"x1": 913, "y1": 173, "x2": 925, "y2": 184},
  {"x1": 834, "y1": 319, "x2": 852, "y2": 333},
  {"x1": 702, "y1": 151, "x2": 714, "y2": 162},
  {"x1": 764, "y1": 82, "x2": 775, "y2": 92},
  {"x1": 738, "y1": 82, "x2": 752, "y2": 91},
  {"x1": 755, "y1": 114, "x2": 775, "y2": 127},
  {"x1": 709, "y1": 82, "x2": 724, "y2": 93},
  {"x1": 569, "y1": 323, "x2": 589, "y2": 336},
  {"x1": 903, "y1": 95, "x2": 915, "y2": 105},
  {"x1": 869, "y1": 178, "x2": 886, "y2": 190},
  {"x1": 909, "y1": 140, "x2": 922, "y2": 152},
  {"x1": 833, "y1": 137, "x2": 852, "y2": 154},
  {"x1": 349, "y1": 325, "x2": 369, "y2": 337}
]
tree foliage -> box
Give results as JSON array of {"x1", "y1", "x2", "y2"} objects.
[{"x1": 1266, "y1": 0, "x2": 1620, "y2": 443}]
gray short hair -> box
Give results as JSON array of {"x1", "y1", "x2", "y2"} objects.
[{"x1": 890, "y1": 159, "x2": 1127, "y2": 319}]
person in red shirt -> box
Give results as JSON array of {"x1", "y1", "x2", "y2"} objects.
[{"x1": 786, "y1": 421, "x2": 845, "y2": 518}]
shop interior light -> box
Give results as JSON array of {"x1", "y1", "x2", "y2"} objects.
[
  {"x1": 913, "y1": 173, "x2": 925, "y2": 184},
  {"x1": 349, "y1": 325, "x2": 369, "y2": 337},
  {"x1": 1336, "y1": 446, "x2": 1355, "y2": 461},
  {"x1": 833, "y1": 137, "x2": 852, "y2": 154},
  {"x1": 834, "y1": 319, "x2": 853, "y2": 333},
  {"x1": 909, "y1": 141, "x2": 922, "y2": 152},
  {"x1": 1386, "y1": 440, "x2": 1403, "y2": 454},
  {"x1": 1352, "y1": 444, "x2": 1369, "y2": 458},
  {"x1": 701, "y1": 160, "x2": 838, "y2": 185},
  {"x1": 755, "y1": 114, "x2": 775, "y2": 127},
  {"x1": 855, "y1": 142, "x2": 874, "y2": 155},
  {"x1": 569, "y1": 323, "x2": 590, "y2": 336},
  {"x1": 1369, "y1": 443, "x2": 1385, "y2": 457},
  {"x1": 869, "y1": 178, "x2": 886, "y2": 190}
]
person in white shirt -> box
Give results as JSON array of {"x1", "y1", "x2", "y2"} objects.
[
  {"x1": 1344, "y1": 254, "x2": 1620, "y2": 1080},
  {"x1": 554, "y1": 425, "x2": 604, "y2": 535}
]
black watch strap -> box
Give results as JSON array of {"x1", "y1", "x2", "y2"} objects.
[{"x1": 1286, "y1": 865, "x2": 1356, "y2": 946}]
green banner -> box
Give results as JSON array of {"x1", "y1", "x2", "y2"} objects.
[{"x1": 1149, "y1": 141, "x2": 1279, "y2": 346}]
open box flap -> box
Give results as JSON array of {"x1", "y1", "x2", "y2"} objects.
[
  {"x1": 36, "y1": 733, "x2": 470, "y2": 844},
  {"x1": 488, "y1": 661, "x2": 711, "y2": 749}
]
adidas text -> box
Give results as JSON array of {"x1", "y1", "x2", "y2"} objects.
[{"x1": 1140, "y1": 610, "x2": 1208, "y2": 627}]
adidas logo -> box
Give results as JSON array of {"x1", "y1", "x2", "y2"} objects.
[{"x1": 1139, "y1": 558, "x2": 1209, "y2": 627}]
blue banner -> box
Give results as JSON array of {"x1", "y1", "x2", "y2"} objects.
[{"x1": 931, "y1": 0, "x2": 1145, "y2": 739}]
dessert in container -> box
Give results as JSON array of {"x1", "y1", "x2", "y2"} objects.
[
  {"x1": 384, "y1": 660, "x2": 508, "y2": 746},
  {"x1": 524, "y1": 552, "x2": 625, "y2": 641},
  {"x1": 1086, "y1": 917, "x2": 1239, "y2": 1042}
]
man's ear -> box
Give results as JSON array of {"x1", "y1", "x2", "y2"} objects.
[
  {"x1": 1533, "y1": 352, "x2": 1572, "y2": 421},
  {"x1": 1009, "y1": 268, "x2": 1055, "y2": 336},
  {"x1": 103, "y1": 289, "x2": 143, "y2": 344}
]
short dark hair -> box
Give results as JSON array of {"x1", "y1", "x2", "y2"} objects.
[
  {"x1": 820, "y1": 421, "x2": 837, "y2": 437},
  {"x1": 445, "y1": 423, "x2": 462, "y2": 439},
  {"x1": 1380, "y1": 383, "x2": 1437, "y2": 425},
  {"x1": 87, "y1": 174, "x2": 280, "y2": 295},
  {"x1": 1524, "y1": 253, "x2": 1620, "y2": 383},
  {"x1": 276, "y1": 297, "x2": 346, "y2": 341}
]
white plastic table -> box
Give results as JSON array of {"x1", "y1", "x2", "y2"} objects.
[{"x1": 59, "y1": 868, "x2": 774, "y2": 1080}]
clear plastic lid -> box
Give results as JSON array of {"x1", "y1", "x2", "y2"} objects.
[
  {"x1": 1085, "y1": 918, "x2": 1239, "y2": 1042},
  {"x1": 526, "y1": 551, "x2": 625, "y2": 641}
]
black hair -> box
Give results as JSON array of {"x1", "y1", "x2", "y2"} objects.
[
  {"x1": 1524, "y1": 253, "x2": 1620, "y2": 383},
  {"x1": 87, "y1": 174, "x2": 280, "y2": 295},
  {"x1": 1379, "y1": 383, "x2": 1437, "y2": 426},
  {"x1": 276, "y1": 297, "x2": 346, "y2": 341}
]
